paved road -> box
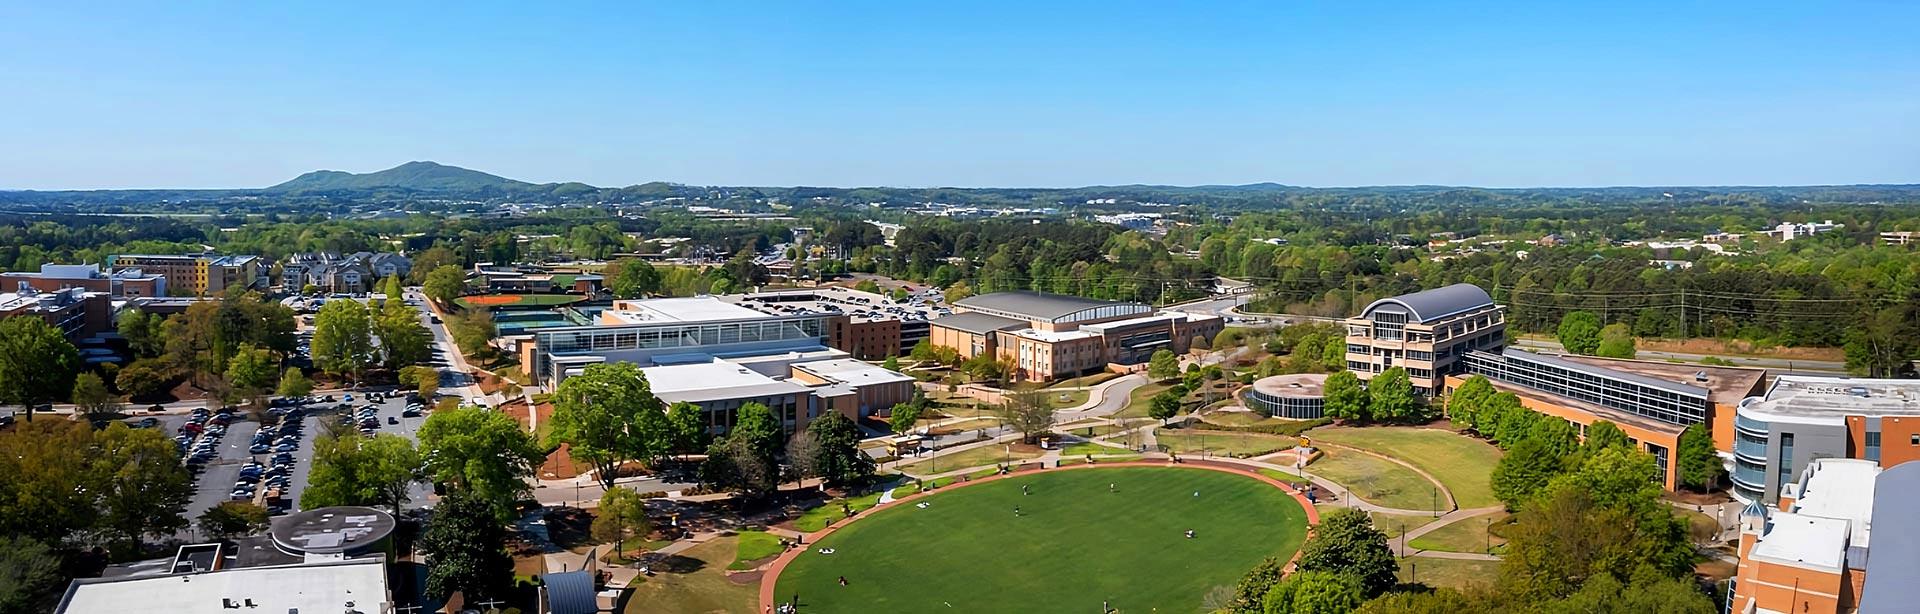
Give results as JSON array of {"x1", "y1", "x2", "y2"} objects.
[
  {"x1": 412, "y1": 290, "x2": 486, "y2": 405},
  {"x1": 1058, "y1": 374, "x2": 1148, "y2": 422},
  {"x1": 180, "y1": 418, "x2": 261, "y2": 522},
  {"x1": 1511, "y1": 338, "x2": 1846, "y2": 374}
]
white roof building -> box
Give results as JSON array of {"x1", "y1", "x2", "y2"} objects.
[{"x1": 57, "y1": 559, "x2": 389, "y2": 614}]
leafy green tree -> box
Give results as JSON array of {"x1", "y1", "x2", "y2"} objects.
[
  {"x1": 1556, "y1": 311, "x2": 1603, "y2": 355},
  {"x1": 311, "y1": 298, "x2": 375, "y2": 381},
  {"x1": 805, "y1": 412, "x2": 873, "y2": 488},
  {"x1": 1582, "y1": 420, "x2": 1631, "y2": 453},
  {"x1": 117, "y1": 308, "x2": 166, "y2": 358},
  {"x1": 418, "y1": 406, "x2": 544, "y2": 520},
  {"x1": 1675, "y1": 423, "x2": 1722, "y2": 492},
  {"x1": 665, "y1": 401, "x2": 709, "y2": 457},
  {"x1": 909, "y1": 339, "x2": 936, "y2": 362},
  {"x1": 1526, "y1": 416, "x2": 1581, "y2": 459},
  {"x1": 1843, "y1": 304, "x2": 1920, "y2": 377},
  {"x1": 419, "y1": 491, "x2": 514, "y2": 603},
  {"x1": 732, "y1": 402, "x2": 784, "y2": 460},
  {"x1": 1322, "y1": 370, "x2": 1370, "y2": 423},
  {"x1": 1368, "y1": 367, "x2": 1421, "y2": 423},
  {"x1": 198, "y1": 501, "x2": 270, "y2": 541},
  {"x1": 880, "y1": 355, "x2": 899, "y2": 371},
  {"x1": 224, "y1": 343, "x2": 278, "y2": 396},
  {"x1": 1190, "y1": 334, "x2": 1211, "y2": 353},
  {"x1": 374, "y1": 300, "x2": 432, "y2": 369},
  {"x1": 1481, "y1": 392, "x2": 1529, "y2": 447},
  {"x1": 888, "y1": 402, "x2": 922, "y2": 434},
  {"x1": 699, "y1": 430, "x2": 779, "y2": 500},
  {"x1": 91, "y1": 423, "x2": 192, "y2": 549},
  {"x1": 1501, "y1": 447, "x2": 1695, "y2": 600},
  {"x1": 996, "y1": 389, "x2": 1056, "y2": 444},
  {"x1": 1539, "y1": 574, "x2": 1714, "y2": 614},
  {"x1": 0, "y1": 421, "x2": 96, "y2": 542},
  {"x1": 0, "y1": 535, "x2": 65, "y2": 614},
  {"x1": 592, "y1": 486, "x2": 652, "y2": 556},
  {"x1": 69, "y1": 371, "x2": 117, "y2": 419},
  {"x1": 381, "y1": 274, "x2": 404, "y2": 301},
  {"x1": 1148, "y1": 349, "x2": 1180, "y2": 381},
  {"x1": 0, "y1": 317, "x2": 80, "y2": 422},
  {"x1": 302, "y1": 432, "x2": 422, "y2": 514},
  {"x1": 1229, "y1": 557, "x2": 1287, "y2": 614},
  {"x1": 1446, "y1": 375, "x2": 1495, "y2": 433},
  {"x1": 422, "y1": 265, "x2": 467, "y2": 305},
  {"x1": 1296, "y1": 508, "x2": 1398, "y2": 596},
  {"x1": 1352, "y1": 589, "x2": 1491, "y2": 613},
  {"x1": 1491, "y1": 437, "x2": 1567, "y2": 510},
  {"x1": 1149, "y1": 390, "x2": 1181, "y2": 423},
  {"x1": 1595, "y1": 323, "x2": 1636, "y2": 359},
  {"x1": 276, "y1": 368, "x2": 313, "y2": 398},
  {"x1": 550, "y1": 363, "x2": 664, "y2": 489},
  {"x1": 608, "y1": 258, "x2": 662, "y2": 299},
  {"x1": 1263, "y1": 570, "x2": 1365, "y2": 614},
  {"x1": 116, "y1": 358, "x2": 174, "y2": 401}
]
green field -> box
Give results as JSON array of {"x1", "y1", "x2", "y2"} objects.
[
  {"x1": 1409, "y1": 512, "x2": 1508, "y2": 554},
  {"x1": 897, "y1": 445, "x2": 1041, "y2": 475},
  {"x1": 729, "y1": 530, "x2": 784, "y2": 570},
  {"x1": 773, "y1": 467, "x2": 1310, "y2": 613},
  {"x1": 1156, "y1": 429, "x2": 1295, "y2": 458},
  {"x1": 1304, "y1": 448, "x2": 1443, "y2": 510},
  {"x1": 622, "y1": 535, "x2": 758, "y2": 613},
  {"x1": 1308, "y1": 427, "x2": 1504, "y2": 509}
]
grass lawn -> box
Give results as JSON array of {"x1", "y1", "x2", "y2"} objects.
[
  {"x1": 622, "y1": 536, "x2": 758, "y2": 614},
  {"x1": 1156, "y1": 429, "x2": 1295, "y2": 458},
  {"x1": 793, "y1": 487, "x2": 898, "y2": 533},
  {"x1": 1304, "y1": 448, "x2": 1444, "y2": 511},
  {"x1": 1199, "y1": 410, "x2": 1293, "y2": 428},
  {"x1": 924, "y1": 417, "x2": 1001, "y2": 436},
  {"x1": 774, "y1": 467, "x2": 1310, "y2": 613},
  {"x1": 1043, "y1": 388, "x2": 1091, "y2": 408},
  {"x1": 455, "y1": 293, "x2": 585, "y2": 308},
  {"x1": 1308, "y1": 427, "x2": 1504, "y2": 509},
  {"x1": 1410, "y1": 512, "x2": 1509, "y2": 554},
  {"x1": 1061, "y1": 441, "x2": 1131, "y2": 457},
  {"x1": 1066, "y1": 420, "x2": 1151, "y2": 438},
  {"x1": 1398, "y1": 557, "x2": 1501, "y2": 591},
  {"x1": 1116, "y1": 381, "x2": 1174, "y2": 418},
  {"x1": 728, "y1": 530, "x2": 785, "y2": 570},
  {"x1": 1312, "y1": 506, "x2": 1437, "y2": 539},
  {"x1": 898, "y1": 445, "x2": 1041, "y2": 475}
]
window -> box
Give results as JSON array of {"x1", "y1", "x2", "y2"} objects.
[
  {"x1": 1777, "y1": 433, "x2": 1795, "y2": 490},
  {"x1": 1866, "y1": 431, "x2": 1882, "y2": 462}
]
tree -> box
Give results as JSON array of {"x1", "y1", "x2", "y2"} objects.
[
  {"x1": 1368, "y1": 367, "x2": 1421, "y2": 423},
  {"x1": 69, "y1": 371, "x2": 116, "y2": 419},
  {"x1": 116, "y1": 358, "x2": 174, "y2": 401},
  {"x1": 0, "y1": 536, "x2": 64, "y2": 614},
  {"x1": 409, "y1": 246, "x2": 461, "y2": 284},
  {"x1": 1675, "y1": 423, "x2": 1722, "y2": 492},
  {"x1": 700, "y1": 432, "x2": 779, "y2": 500},
  {"x1": 91, "y1": 423, "x2": 192, "y2": 549},
  {"x1": 1491, "y1": 437, "x2": 1566, "y2": 510},
  {"x1": 1539, "y1": 574, "x2": 1714, "y2": 614},
  {"x1": 1322, "y1": 370, "x2": 1370, "y2": 423},
  {"x1": 418, "y1": 406, "x2": 544, "y2": 520},
  {"x1": 1556, "y1": 311, "x2": 1603, "y2": 355},
  {"x1": 805, "y1": 412, "x2": 873, "y2": 488},
  {"x1": 1595, "y1": 323, "x2": 1636, "y2": 359},
  {"x1": 0, "y1": 317, "x2": 80, "y2": 421},
  {"x1": 399, "y1": 365, "x2": 440, "y2": 398},
  {"x1": 1482, "y1": 392, "x2": 1532, "y2": 448},
  {"x1": 1844, "y1": 304, "x2": 1920, "y2": 377},
  {"x1": 302, "y1": 432, "x2": 422, "y2": 514},
  {"x1": 419, "y1": 491, "x2": 514, "y2": 603},
  {"x1": 996, "y1": 389, "x2": 1056, "y2": 444},
  {"x1": 1190, "y1": 334, "x2": 1211, "y2": 353},
  {"x1": 1295, "y1": 508, "x2": 1398, "y2": 597},
  {"x1": 1502, "y1": 448, "x2": 1694, "y2": 601},
  {"x1": 422, "y1": 265, "x2": 467, "y2": 305},
  {"x1": 1148, "y1": 349, "x2": 1180, "y2": 381},
  {"x1": 117, "y1": 309, "x2": 166, "y2": 358},
  {"x1": 592, "y1": 486, "x2": 652, "y2": 556},
  {"x1": 276, "y1": 368, "x2": 313, "y2": 398},
  {"x1": 0, "y1": 421, "x2": 96, "y2": 542},
  {"x1": 374, "y1": 300, "x2": 432, "y2": 369},
  {"x1": 224, "y1": 343, "x2": 277, "y2": 398},
  {"x1": 733, "y1": 402, "x2": 784, "y2": 461},
  {"x1": 888, "y1": 402, "x2": 922, "y2": 434},
  {"x1": 880, "y1": 355, "x2": 899, "y2": 371},
  {"x1": 549, "y1": 363, "x2": 664, "y2": 490},
  {"x1": 608, "y1": 258, "x2": 662, "y2": 299},
  {"x1": 665, "y1": 401, "x2": 709, "y2": 457},
  {"x1": 942, "y1": 280, "x2": 974, "y2": 303},
  {"x1": 1262, "y1": 570, "x2": 1365, "y2": 614},
  {"x1": 909, "y1": 339, "x2": 936, "y2": 362},
  {"x1": 1446, "y1": 375, "x2": 1495, "y2": 433},
  {"x1": 1582, "y1": 421, "x2": 1631, "y2": 453},
  {"x1": 198, "y1": 501, "x2": 270, "y2": 541},
  {"x1": 1148, "y1": 390, "x2": 1181, "y2": 424},
  {"x1": 311, "y1": 298, "x2": 375, "y2": 380},
  {"x1": 1229, "y1": 557, "x2": 1287, "y2": 614}
]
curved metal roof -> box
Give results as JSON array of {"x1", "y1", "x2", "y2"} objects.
[
  {"x1": 954, "y1": 291, "x2": 1146, "y2": 322},
  {"x1": 1359, "y1": 283, "x2": 1495, "y2": 323}
]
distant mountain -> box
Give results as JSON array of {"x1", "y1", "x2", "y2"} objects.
[{"x1": 268, "y1": 161, "x2": 541, "y2": 193}]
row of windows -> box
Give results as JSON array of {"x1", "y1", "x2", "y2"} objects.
[
  {"x1": 1464, "y1": 351, "x2": 1709, "y2": 426},
  {"x1": 1247, "y1": 391, "x2": 1325, "y2": 419},
  {"x1": 541, "y1": 317, "x2": 828, "y2": 354}
]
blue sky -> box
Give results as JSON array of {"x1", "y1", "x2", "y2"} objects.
[{"x1": 1, "y1": 1, "x2": 1915, "y2": 189}]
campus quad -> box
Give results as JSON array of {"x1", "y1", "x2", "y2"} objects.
[{"x1": 773, "y1": 467, "x2": 1310, "y2": 612}]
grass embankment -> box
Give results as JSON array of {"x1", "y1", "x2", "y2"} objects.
[
  {"x1": 1307, "y1": 427, "x2": 1504, "y2": 509},
  {"x1": 1303, "y1": 448, "x2": 1445, "y2": 511}
]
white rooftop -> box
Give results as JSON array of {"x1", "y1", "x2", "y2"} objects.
[
  {"x1": 602, "y1": 296, "x2": 770, "y2": 325},
  {"x1": 1006, "y1": 328, "x2": 1099, "y2": 343},
  {"x1": 1787, "y1": 458, "x2": 1879, "y2": 549},
  {"x1": 640, "y1": 359, "x2": 811, "y2": 404},
  {"x1": 792, "y1": 359, "x2": 915, "y2": 385},
  {"x1": 1740, "y1": 375, "x2": 1920, "y2": 424},
  {"x1": 57, "y1": 559, "x2": 388, "y2": 614},
  {"x1": 1750, "y1": 513, "x2": 1850, "y2": 572}
]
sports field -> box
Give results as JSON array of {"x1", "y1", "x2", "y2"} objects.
[
  {"x1": 454, "y1": 293, "x2": 584, "y2": 308},
  {"x1": 772, "y1": 467, "x2": 1310, "y2": 613}
]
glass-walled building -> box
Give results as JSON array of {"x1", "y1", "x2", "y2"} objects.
[{"x1": 1246, "y1": 374, "x2": 1327, "y2": 419}]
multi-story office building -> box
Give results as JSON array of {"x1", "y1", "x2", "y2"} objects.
[
  {"x1": 1730, "y1": 458, "x2": 1895, "y2": 614},
  {"x1": 0, "y1": 287, "x2": 113, "y2": 342},
  {"x1": 1344, "y1": 284, "x2": 1506, "y2": 395},
  {"x1": 927, "y1": 291, "x2": 1221, "y2": 382},
  {"x1": 1, "y1": 264, "x2": 166, "y2": 298},
  {"x1": 1450, "y1": 349, "x2": 1766, "y2": 489},
  {"x1": 731, "y1": 287, "x2": 935, "y2": 359},
  {"x1": 1730, "y1": 376, "x2": 1920, "y2": 504},
  {"x1": 107, "y1": 253, "x2": 264, "y2": 296}
]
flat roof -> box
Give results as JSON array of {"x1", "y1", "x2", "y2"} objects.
[
  {"x1": 955, "y1": 291, "x2": 1142, "y2": 321},
  {"x1": 1789, "y1": 458, "x2": 1879, "y2": 550},
  {"x1": 792, "y1": 359, "x2": 914, "y2": 386},
  {"x1": 1555, "y1": 354, "x2": 1766, "y2": 400},
  {"x1": 929, "y1": 311, "x2": 1025, "y2": 334},
  {"x1": 1079, "y1": 313, "x2": 1177, "y2": 333},
  {"x1": 1005, "y1": 328, "x2": 1099, "y2": 343},
  {"x1": 640, "y1": 359, "x2": 811, "y2": 404},
  {"x1": 270, "y1": 506, "x2": 395, "y2": 555},
  {"x1": 601, "y1": 296, "x2": 770, "y2": 324},
  {"x1": 1500, "y1": 349, "x2": 1708, "y2": 399},
  {"x1": 1482, "y1": 378, "x2": 1685, "y2": 437},
  {"x1": 1861, "y1": 463, "x2": 1920, "y2": 613},
  {"x1": 57, "y1": 558, "x2": 389, "y2": 614},
  {"x1": 1750, "y1": 512, "x2": 1850, "y2": 572},
  {"x1": 1741, "y1": 375, "x2": 1920, "y2": 423},
  {"x1": 1253, "y1": 373, "x2": 1328, "y2": 398}
]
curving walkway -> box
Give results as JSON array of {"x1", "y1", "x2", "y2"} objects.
[{"x1": 756, "y1": 460, "x2": 1322, "y2": 613}]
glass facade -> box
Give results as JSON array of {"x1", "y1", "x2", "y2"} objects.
[
  {"x1": 1463, "y1": 350, "x2": 1710, "y2": 427},
  {"x1": 1866, "y1": 431, "x2": 1882, "y2": 462},
  {"x1": 534, "y1": 315, "x2": 832, "y2": 384},
  {"x1": 1776, "y1": 433, "x2": 1795, "y2": 494},
  {"x1": 1245, "y1": 389, "x2": 1326, "y2": 419}
]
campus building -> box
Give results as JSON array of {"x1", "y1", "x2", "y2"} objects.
[
  {"x1": 281, "y1": 251, "x2": 412, "y2": 293},
  {"x1": 731, "y1": 287, "x2": 934, "y2": 359},
  {"x1": 1246, "y1": 373, "x2": 1328, "y2": 419},
  {"x1": 1449, "y1": 349, "x2": 1766, "y2": 490},
  {"x1": 1729, "y1": 376, "x2": 1920, "y2": 505},
  {"x1": 927, "y1": 291, "x2": 1222, "y2": 382},
  {"x1": 0, "y1": 287, "x2": 113, "y2": 342},
  {"x1": 1345, "y1": 284, "x2": 1506, "y2": 395},
  {"x1": 0, "y1": 264, "x2": 166, "y2": 298},
  {"x1": 1729, "y1": 458, "x2": 1886, "y2": 614},
  {"x1": 520, "y1": 296, "x2": 915, "y2": 434},
  {"x1": 107, "y1": 253, "x2": 265, "y2": 295}
]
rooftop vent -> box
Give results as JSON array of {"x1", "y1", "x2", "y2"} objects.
[
  {"x1": 1850, "y1": 386, "x2": 1870, "y2": 398},
  {"x1": 1694, "y1": 371, "x2": 1708, "y2": 382}
]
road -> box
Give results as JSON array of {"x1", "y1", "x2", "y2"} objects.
[
  {"x1": 1510, "y1": 338, "x2": 1847, "y2": 374},
  {"x1": 1058, "y1": 373, "x2": 1148, "y2": 422},
  {"x1": 411, "y1": 290, "x2": 487, "y2": 405}
]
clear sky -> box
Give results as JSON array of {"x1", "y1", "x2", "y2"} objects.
[{"x1": 1, "y1": 1, "x2": 1915, "y2": 190}]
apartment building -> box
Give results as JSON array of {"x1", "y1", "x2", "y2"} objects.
[
  {"x1": 107, "y1": 253, "x2": 264, "y2": 295},
  {"x1": 1345, "y1": 284, "x2": 1506, "y2": 395},
  {"x1": 927, "y1": 291, "x2": 1221, "y2": 382},
  {"x1": 282, "y1": 251, "x2": 412, "y2": 293},
  {"x1": 0, "y1": 264, "x2": 166, "y2": 298}
]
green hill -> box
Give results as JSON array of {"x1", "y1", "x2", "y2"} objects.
[{"x1": 268, "y1": 161, "x2": 538, "y2": 193}]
